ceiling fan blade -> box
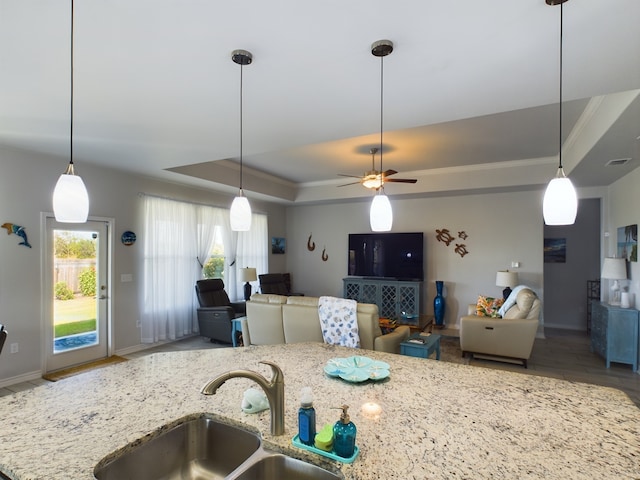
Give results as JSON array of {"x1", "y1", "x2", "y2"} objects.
[
  {"x1": 383, "y1": 169, "x2": 398, "y2": 177},
  {"x1": 385, "y1": 178, "x2": 417, "y2": 184},
  {"x1": 338, "y1": 173, "x2": 365, "y2": 179},
  {"x1": 337, "y1": 181, "x2": 362, "y2": 187}
]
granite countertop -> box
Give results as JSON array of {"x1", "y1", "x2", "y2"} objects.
[{"x1": 0, "y1": 342, "x2": 639, "y2": 479}]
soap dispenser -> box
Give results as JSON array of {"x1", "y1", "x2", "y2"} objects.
[
  {"x1": 333, "y1": 404, "x2": 357, "y2": 458},
  {"x1": 298, "y1": 387, "x2": 316, "y2": 446}
]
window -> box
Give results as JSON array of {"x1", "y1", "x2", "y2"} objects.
[
  {"x1": 141, "y1": 195, "x2": 267, "y2": 343},
  {"x1": 202, "y1": 227, "x2": 225, "y2": 279}
]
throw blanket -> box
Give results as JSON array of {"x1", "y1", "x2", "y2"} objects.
[{"x1": 318, "y1": 296, "x2": 360, "y2": 348}]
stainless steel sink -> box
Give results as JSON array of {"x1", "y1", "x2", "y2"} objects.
[
  {"x1": 94, "y1": 415, "x2": 343, "y2": 480},
  {"x1": 94, "y1": 416, "x2": 261, "y2": 480},
  {"x1": 232, "y1": 453, "x2": 342, "y2": 480}
]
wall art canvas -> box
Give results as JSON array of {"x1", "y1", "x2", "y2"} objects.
[
  {"x1": 271, "y1": 237, "x2": 285, "y2": 254},
  {"x1": 617, "y1": 224, "x2": 637, "y2": 262},
  {"x1": 544, "y1": 238, "x2": 566, "y2": 263}
]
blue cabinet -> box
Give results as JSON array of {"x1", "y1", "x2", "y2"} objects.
[
  {"x1": 343, "y1": 277, "x2": 422, "y2": 323},
  {"x1": 590, "y1": 301, "x2": 639, "y2": 371}
]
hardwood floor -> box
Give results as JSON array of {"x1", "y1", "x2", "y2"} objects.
[{"x1": 2, "y1": 329, "x2": 639, "y2": 408}]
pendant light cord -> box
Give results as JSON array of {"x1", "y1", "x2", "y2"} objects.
[
  {"x1": 558, "y1": 3, "x2": 563, "y2": 170},
  {"x1": 70, "y1": 0, "x2": 75, "y2": 167},
  {"x1": 379, "y1": 55, "x2": 384, "y2": 176},
  {"x1": 239, "y1": 62, "x2": 244, "y2": 191}
]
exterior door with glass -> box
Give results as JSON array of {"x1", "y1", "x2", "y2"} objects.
[{"x1": 44, "y1": 217, "x2": 110, "y2": 372}]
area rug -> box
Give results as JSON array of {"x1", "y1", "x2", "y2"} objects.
[
  {"x1": 437, "y1": 336, "x2": 469, "y2": 365},
  {"x1": 43, "y1": 356, "x2": 128, "y2": 382}
]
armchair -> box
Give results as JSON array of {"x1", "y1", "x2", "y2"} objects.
[
  {"x1": 0, "y1": 324, "x2": 6, "y2": 356},
  {"x1": 459, "y1": 287, "x2": 540, "y2": 368},
  {"x1": 195, "y1": 279, "x2": 246, "y2": 344},
  {"x1": 259, "y1": 273, "x2": 303, "y2": 296}
]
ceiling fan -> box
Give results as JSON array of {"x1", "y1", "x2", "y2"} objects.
[{"x1": 338, "y1": 147, "x2": 417, "y2": 190}]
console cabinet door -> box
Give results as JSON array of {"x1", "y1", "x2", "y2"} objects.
[
  {"x1": 590, "y1": 301, "x2": 639, "y2": 371},
  {"x1": 343, "y1": 278, "x2": 421, "y2": 320}
]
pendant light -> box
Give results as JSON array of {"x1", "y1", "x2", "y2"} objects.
[
  {"x1": 542, "y1": 0, "x2": 577, "y2": 226},
  {"x1": 369, "y1": 40, "x2": 393, "y2": 232},
  {"x1": 229, "y1": 49, "x2": 253, "y2": 232},
  {"x1": 53, "y1": 0, "x2": 89, "y2": 223}
]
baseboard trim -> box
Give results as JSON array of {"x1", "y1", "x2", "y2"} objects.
[
  {"x1": 115, "y1": 334, "x2": 202, "y2": 357},
  {"x1": 0, "y1": 370, "x2": 43, "y2": 389}
]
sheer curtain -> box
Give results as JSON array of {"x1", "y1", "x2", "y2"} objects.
[
  {"x1": 232, "y1": 213, "x2": 268, "y2": 300},
  {"x1": 141, "y1": 195, "x2": 268, "y2": 343},
  {"x1": 141, "y1": 196, "x2": 198, "y2": 343}
]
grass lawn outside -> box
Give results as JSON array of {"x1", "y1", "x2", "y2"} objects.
[
  {"x1": 54, "y1": 319, "x2": 96, "y2": 338},
  {"x1": 54, "y1": 295, "x2": 97, "y2": 338}
]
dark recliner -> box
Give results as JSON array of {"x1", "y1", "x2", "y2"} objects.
[
  {"x1": 195, "y1": 279, "x2": 246, "y2": 343},
  {"x1": 0, "y1": 324, "x2": 7, "y2": 356},
  {"x1": 259, "y1": 273, "x2": 303, "y2": 296}
]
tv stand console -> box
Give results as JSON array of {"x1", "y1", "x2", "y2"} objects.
[{"x1": 343, "y1": 277, "x2": 423, "y2": 327}]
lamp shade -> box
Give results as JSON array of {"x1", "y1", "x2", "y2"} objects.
[
  {"x1": 53, "y1": 169, "x2": 89, "y2": 223},
  {"x1": 496, "y1": 270, "x2": 518, "y2": 288},
  {"x1": 239, "y1": 267, "x2": 257, "y2": 283},
  {"x1": 543, "y1": 168, "x2": 578, "y2": 225},
  {"x1": 370, "y1": 192, "x2": 393, "y2": 232},
  {"x1": 601, "y1": 257, "x2": 626, "y2": 280},
  {"x1": 230, "y1": 193, "x2": 252, "y2": 231}
]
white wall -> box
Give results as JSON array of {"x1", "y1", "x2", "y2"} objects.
[
  {"x1": 607, "y1": 167, "x2": 640, "y2": 308},
  {"x1": 0, "y1": 146, "x2": 286, "y2": 384},
  {"x1": 285, "y1": 190, "x2": 545, "y2": 327}
]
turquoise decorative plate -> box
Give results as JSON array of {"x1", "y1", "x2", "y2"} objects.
[
  {"x1": 324, "y1": 356, "x2": 390, "y2": 382},
  {"x1": 338, "y1": 368, "x2": 370, "y2": 383}
]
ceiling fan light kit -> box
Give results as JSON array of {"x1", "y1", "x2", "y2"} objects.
[
  {"x1": 543, "y1": 0, "x2": 578, "y2": 226},
  {"x1": 229, "y1": 49, "x2": 253, "y2": 232}
]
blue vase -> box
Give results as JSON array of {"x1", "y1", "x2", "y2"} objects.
[{"x1": 434, "y1": 281, "x2": 445, "y2": 327}]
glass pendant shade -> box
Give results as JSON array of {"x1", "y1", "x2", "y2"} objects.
[
  {"x1": 53, "y1": 162, "x2": 89, "y2": 223},
  {"x1": 230, "y1": 192, "x2": 252, "y2": 231},
  {"x1": 370, "y1": 192, "x2": 393, "y2": 232},
  {"x1": 543, "y1": 167, "x2": 577, "y2": 225}
]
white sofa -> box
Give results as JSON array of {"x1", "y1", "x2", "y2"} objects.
[
  {"x1": 242, "y1": 293, "x2": 410, "y2": 353},
  {"x1": 459, "y1": 288, "x2": 541, "y2": 367}
]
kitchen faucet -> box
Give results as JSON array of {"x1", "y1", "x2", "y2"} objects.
[{"x1": 201, "y1": 360, "x2": 285, "y2": 436}]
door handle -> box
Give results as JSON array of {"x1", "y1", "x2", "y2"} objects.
[{"x1": 99, "y1": 295, "x2": 107, "y2": 300}]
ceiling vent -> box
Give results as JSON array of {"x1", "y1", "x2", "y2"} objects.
[{"x1": 605, "y1": 158, "x2": 631, "y2": 167}]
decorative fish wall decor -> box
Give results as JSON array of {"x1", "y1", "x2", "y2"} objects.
[{"x1": 1, "y1": 223, "x2": 32, "y2": 248}]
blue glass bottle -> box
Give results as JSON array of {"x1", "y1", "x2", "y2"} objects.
[
  {"x1": 298, "y1": 387, "x2": 316, "y2": 446},
  {"x1": 333, "y1": 405, "x2": 356, "y2": 458},
  {"x1": 434, "y1": 280, "x2": 445, "y2": 326}
]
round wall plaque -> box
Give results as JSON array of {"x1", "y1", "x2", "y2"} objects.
[{"x1": 121, "y1": 230, "x2": 136, "y2": 246}]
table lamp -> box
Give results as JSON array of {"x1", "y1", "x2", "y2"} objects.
[
  {"x1": 601, "y1": 257, "x2": 626, "y2": 305},
  {"x1": 239, "y1": 267, "x2": 257, "y2": 301},
  {"x1": 496, "y1": 270, "x2": 518, "y2": 300}
]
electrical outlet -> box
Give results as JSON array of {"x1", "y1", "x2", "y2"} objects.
[{"x1": 10, "y1": 343, "x2": 18, "y2": 354}]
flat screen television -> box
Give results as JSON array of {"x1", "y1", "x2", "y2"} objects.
[{"x1": 348, "y1": 232, "x2": 424, "y2": 281}]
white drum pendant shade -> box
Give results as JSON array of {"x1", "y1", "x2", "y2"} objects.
[
  {"x1": 53, "y1": 171, "x2": 89, "y2": 223},
  {"x1": 543, "y1": 168, "x2": 577, "y2": 225},
  {"x1": 370, "y1": 193, "x2": 393, "y2": 232},
  {"x1": 230, "y1": 194, "x2": 252, "y2": 231}
]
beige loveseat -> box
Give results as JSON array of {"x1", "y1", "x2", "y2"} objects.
[
  {"x1": 241, "y1": 293, "x2": 410, "y2": 353},
  {"x1": 459, "y1": 287, "x2": 541, "y2": 367}
]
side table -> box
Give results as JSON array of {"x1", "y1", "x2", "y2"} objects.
[
  {"x1": 231, "y1": 316, "x2": 246, "y2": 347},
  {"x1": 400, "y1": 333, "x2": 441, "y2": 360}
]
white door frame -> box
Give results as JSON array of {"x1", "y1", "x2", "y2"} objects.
[{"x1": 40, "y1": 213, "x2": 114, "y2": 372}]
